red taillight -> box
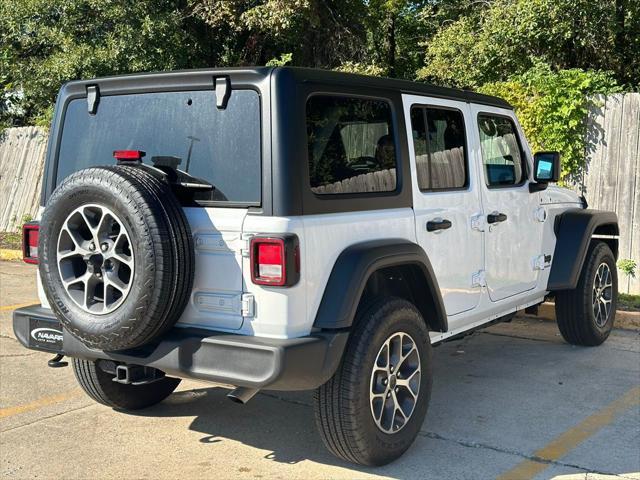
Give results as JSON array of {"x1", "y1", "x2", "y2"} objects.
[
  {"x1": 22, "y1": 222, "x2": 40, "y2": 264},
  {"x1": 250, "y1": 236, "x2": 300, "y2": 287},
  {"x1": 113, "y1": 150, "x2": 145, "y2": 162}
]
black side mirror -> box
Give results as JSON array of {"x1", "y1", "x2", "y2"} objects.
[{"x1": 533, "y1": 151, "x2": 560, "y2": 183}]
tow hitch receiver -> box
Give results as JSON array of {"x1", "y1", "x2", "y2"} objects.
[{"x1": 113, "y1": 364, "x2": 165, "y2": 385}]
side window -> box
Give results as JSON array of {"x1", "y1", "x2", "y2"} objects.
[
  {"x1": 478, "y1": 114, "x2": 526, "y2": 187},
  {"x1": 410, "y1": 106, "x2": 467, "y2": 191},
  {"x1": 307, "y1": 96, "x2": 397, "y2": 194}
]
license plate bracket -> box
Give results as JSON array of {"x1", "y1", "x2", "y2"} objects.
[{"x1": 28, "y1": 317, "x2": 64, "y2": 353}]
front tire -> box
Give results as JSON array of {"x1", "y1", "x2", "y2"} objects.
[
  {"x1": 555, "y1": 241, "x2": 617, "y2": 346},
  {"x1": 73, "y1": 359, "x2": 180, "y2": 410},
  {"x1": 314, "y1": 297, "x2": 432, "y2": 466}
]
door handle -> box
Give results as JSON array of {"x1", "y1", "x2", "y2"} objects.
[
  {"x1": 487, "y1": 212, "x2": 508, "y2": 224},
  {"x1": 426, "y1": 219, "x2": 452, "y2": 232}
]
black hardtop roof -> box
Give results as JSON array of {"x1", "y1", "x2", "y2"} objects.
[
  {"x1": 62, "y1": 66, "x2": 511, "y2": 109},
  {"x1": 278, "y1": 67, "x2": 512, "y2": 109}
]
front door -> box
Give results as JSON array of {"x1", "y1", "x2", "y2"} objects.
[
  {"x1": 403, "y1": 95, "x2": 484, "y2": 322},
  {"x1": 469, "y1": 105, "x2": 544, "y2": 302}
]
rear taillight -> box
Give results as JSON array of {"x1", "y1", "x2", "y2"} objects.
[
  {"x1": 22, "y1": 222, "x2": 40, "y2": 264},
  {"x1": 113, "y1": 150, "x2": 145, "y2": 162},
  {"x1": 250, "y1": 235, "x2": 300, "y2": 287}
]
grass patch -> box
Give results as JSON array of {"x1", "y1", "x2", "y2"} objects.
[
  {"x1": 0, "y1": 231, "x2": 21, "y2": 250},
  {"x1": 619, "y1": 293, "x2": 640, "y2": 312}
]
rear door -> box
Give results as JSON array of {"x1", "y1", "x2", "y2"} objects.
[
  {"x1": 178, "y1": 207, "x2": 249, "y2": 330},
  {"x1": 469, "y1": 105, "x2": 544, "y2": 302},
  {"x1": 53, "y1": 88, "x2": 263, "y2": 330},
  {"x1": 403, "y1": 95, "x2": 484, "y2": 323}
]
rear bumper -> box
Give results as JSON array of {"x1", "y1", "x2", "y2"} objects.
[{"x1": 13, "y1": 305, "x2": 348, "y2": 391}]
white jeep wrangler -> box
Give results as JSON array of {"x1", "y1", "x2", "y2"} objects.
[{"x1": 14, "y1": 67, "x2": 619, "y2": 466}]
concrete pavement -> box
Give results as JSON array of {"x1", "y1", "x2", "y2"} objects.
[{"x1": 1, "y1": 261, "x2": 639, "y2": 479}]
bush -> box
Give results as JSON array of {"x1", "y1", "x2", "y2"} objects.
[
  {"x1": 479, "y1": 65, "x2": 620, "y2": 180},
  {"x1": 618, "y1": 259, "x2": 637, "y2": 278}
]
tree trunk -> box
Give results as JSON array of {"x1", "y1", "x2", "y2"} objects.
[
  {"x1": 387, "y1": 13, "x2": 396, "y2": 77},
  {"x1": 615, "y1": 0, "x2": 627, "y2": 83}
]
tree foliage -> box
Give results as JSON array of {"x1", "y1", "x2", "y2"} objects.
[
  {"x1": 1, "y1": 0, "x2": 210, "y2": 126},
  {"x1": 479, "y1": 65, "x2": 620, "y2": 181},
  {"x1": 419, "y1": 0, "x2": 639, "y2": 89},
  {"x1": 1, "y1": 0, "x2": 638, "y2": 178},
  {"x1": 191, "y1": 0, "x2": 369, "y2": 69}
]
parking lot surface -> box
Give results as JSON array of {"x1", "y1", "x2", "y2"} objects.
[{"x1": 1, "y1": 260, "x2": 639, "y2": 479}]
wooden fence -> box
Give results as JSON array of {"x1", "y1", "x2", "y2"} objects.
[
  {"x1": 0, "y1": 127, "x2": 48, "y2": 232},
  {"x1": 579, "y1": 93, "x2": 639, "y2": 294},
  {"x1": 0, "y1": 94, "x2": 638, "y2": 292}
]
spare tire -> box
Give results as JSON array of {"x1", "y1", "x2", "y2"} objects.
[{"x1": 38, "y1": 166, "x2": 194, "y2": 351}]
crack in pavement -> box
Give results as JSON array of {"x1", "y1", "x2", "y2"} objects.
[
  {"x1": 0, "y1": 403, "x2": 94, "y2": 433},
  {"x1": 258, "y1": 391, "x2": 637, "y2": 477},
  {"x1": 419, "y1": 430, "x2": 633, "y2": 478},
  {"x1": 482, "y1": 331, "x2": 639, "y2": 354},
  {"x1": 0, "y1": 352, "x2": 35, "y2": 358},
  {"x1": 259, "y1": 392, "x2": 312, "y2": 408},
  {"x1": 480, "y1": 331, "x2": 560, "y2": 343},
  {"x1": 257, "y1": 392, "x2": 637, "y2": 478}
]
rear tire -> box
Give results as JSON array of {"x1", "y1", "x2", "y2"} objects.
[
  {"x1": 555, "y1": 241, "x2": 617, "y2": 346},
  {"x1": 314, "y1": 297, "x2": 432, "y2": 466},
  {"x1": 39, "y1": 166, "x2": 194, "y2": 350},
  {"x1": 73, "y1": 359, "x2": 180, "y2": 410}
]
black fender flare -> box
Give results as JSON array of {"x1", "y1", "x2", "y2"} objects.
[
  {"x1": 313, "y1": 239, "x2": 447, "y2": 332},
  {"x1": 548, "y1": 209, "x2": 619, "y2": 291}
]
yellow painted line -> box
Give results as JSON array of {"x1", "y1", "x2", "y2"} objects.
[
  {"x1": 0, "y1": 248, "x2": 22, "y2": 261},
  {"x1": 497, "y1": 386, "x2": 640, "y2": 480},
  {"x1": 0, "y1": 389, "x2": 81, "y2": 419},
  {"x1": 0, "y1": 301, "x2": 38, "y2": 312}
]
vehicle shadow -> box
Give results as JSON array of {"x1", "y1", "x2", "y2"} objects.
[
  {"x1": 133, "y1": 385, "x2": 382, "y2": 471},
  {"x1": 125, "y1": 321, "x2": 639, "y2": 478},
  {"x1": 126, "y1": 325, "x2": 556, "y2": 476}
]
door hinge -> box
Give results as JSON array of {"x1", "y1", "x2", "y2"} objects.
[
  {"x1": 241, "y1": 293, "x2": 255, "y2": 317},
  {"x1": 472, "y1": 270, "x2": 487, "y2": 288},
  {"x1": 471, "y1": 213, "x2": 486, "y2": 232},
  {"x1": 533, "y1": 254, "x2": 552, "y2": 271},
  {"x1": 534, "y1": 207, "x2": 547, "y2": 223},
  {"x1": 240, "y1": 234, "x2": 253, "y2": 257}
]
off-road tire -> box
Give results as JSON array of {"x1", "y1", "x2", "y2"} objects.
[
  {"x1": 73, "y1": 359, "x2": 180, "y2": 410},
  {"x1": 39, "y1": 166, "x2": 194, "y2": 351},
  {"x1": 314, "y1": 297, "x2": 432, "y2": 466},
  {"x1": 555, "y1": 241, "x2": 617, "y2": 346}
]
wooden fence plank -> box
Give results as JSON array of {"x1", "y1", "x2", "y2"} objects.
[
  {"x1": 584, "y1": 95, "x2": 607, "y2": 202},
  {"x1": 0, "y1": 127, "x2": 48, "y2": 232},
  {"x1": 616, "y1": 94, "x2": 640, "y2": 293},
  {"x1": 597, "y1": 95, "x2": 624, "y2": 213}
]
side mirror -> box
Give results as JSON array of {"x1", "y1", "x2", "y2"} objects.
[{"x1": 533, "y1": 151, "x2": 560, "y2": 183}]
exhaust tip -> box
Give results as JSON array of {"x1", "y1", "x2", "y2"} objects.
[
  {"x1": 227, "y1": 394, "x2": 245, "y2": 404},
  {"x1": 227, "y1": 387, "x2": 259, "y2": 404}
]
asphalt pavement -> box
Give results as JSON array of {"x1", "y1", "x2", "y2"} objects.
[{"x1": 1, "y1": 261, "x2": 639, "y2": 479}]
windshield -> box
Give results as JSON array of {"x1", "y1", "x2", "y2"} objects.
[{"x1": 56, "y1": 89, "x2": 261, "y2": 204}]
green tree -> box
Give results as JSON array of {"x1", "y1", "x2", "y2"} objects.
[
  {"x1": 192, "y1": 0, "x2": 369, "y2": 68},
  {"x1": 1, "y1": 0, "x2": 208, "y2": 127},
  {"x1": 418, "y1": 0, "x2": 639, "y2": 89}
]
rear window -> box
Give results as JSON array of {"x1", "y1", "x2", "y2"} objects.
[
  {"x1": 306, "y1": 95, "x2": 397, "y2": 195},
  {"x1": 56, "y1": 89, "x2": 261, "y2": 204}
]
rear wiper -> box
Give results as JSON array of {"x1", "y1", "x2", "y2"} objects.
[{"x1": 150, "y1": 156, "x2": 213, "y2": 192}]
